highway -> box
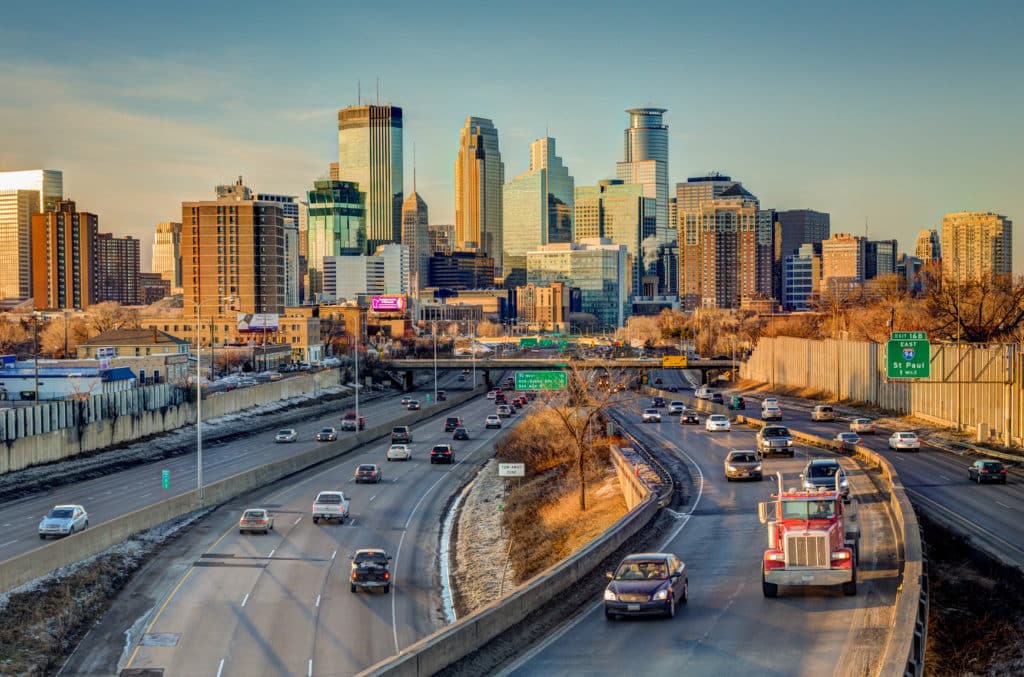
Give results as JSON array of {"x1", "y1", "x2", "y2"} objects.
[
  {"x1": 657, "y1": 370, "x2": 1024, "y2": 569},
  {"x1": 503, "y1": 396, "x2": 899, "y2": 676},
  {"x1": 0, "y1": 376, "x2": 461, "y2": 562},
  {"x1": 121, "y1": 389, "x2": 515, "y2": 676}
]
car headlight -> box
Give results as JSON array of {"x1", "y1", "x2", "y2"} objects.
[
  {"x1": 754, "y1": 465, "x2": 762, "y2": 471},
  {"x1": 840, "y1": 479, "x2": 849, "y2": 488},
  {"x1": 786, "y1": 440, "x2": 793, "y2": 446},
  {"x1": 653, "y1": 589, "x2": 669, "y2": 600},
  {"x1": 802, "y1": 480, "x2": 813, "y2": 489},
  {"x1": 726, "y1": 465, "x2": 736, "y2": 471},
  {"x1": 603, "y1": 589, "x2": 617, "y2": 601}
]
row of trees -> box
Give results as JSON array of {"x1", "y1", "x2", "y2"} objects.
[{"x1": 0, "y1": 303, "x2": 140, "y2": 358}]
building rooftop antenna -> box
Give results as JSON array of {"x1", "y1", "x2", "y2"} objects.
[{"x1": 357, "y1": 79, "x2": 361, "y2": 106}]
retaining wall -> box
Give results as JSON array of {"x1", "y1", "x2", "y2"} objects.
[
  {"x1": 0, "y1": 385, "x2": 482, "y2": 594},
  {"x1": 0, "y1": 371, "x2": 340, "y2": 475}
]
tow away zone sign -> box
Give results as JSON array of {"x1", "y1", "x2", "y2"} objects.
[{"x1": 498, "y1": 463, "x2": 525, "y2": 477}]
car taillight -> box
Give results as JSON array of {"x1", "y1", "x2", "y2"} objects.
[
  {"x1": 1001, "y1": 469, "x2": 1007, "y2": 473},
  {"x1": 981, "y1": 469, "x2": 989, "y2": 473},
  {"x1": 352, "y1": 572, "x2": 358, "y2": 580},
  {"x1": 383, "y1": 572, "x2": 390, "y2": 580}
]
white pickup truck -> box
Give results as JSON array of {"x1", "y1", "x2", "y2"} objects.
[{"x1": 312, "y1": 491, "x2": 350, "y2": 524}]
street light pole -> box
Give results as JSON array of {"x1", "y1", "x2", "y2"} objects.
[
  {"x1": 353, "y1": 310, "x2": 361, "y2": 424},
  {"x1": 432, "y1": 320, "x2": 438, "y2": 403},
  {"x1": 32, "y1": 315, "x2": 39, "y2": 401},
  {"x1": 471, "y1": 320, "x2": 476, "y2": 389},
  {"x1": 195, "y1": 296, "x2": 233, "y2": 504}
]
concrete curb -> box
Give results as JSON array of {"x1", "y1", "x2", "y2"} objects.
[
  {"x1": 358, "y1": 430, "x2": 659, "y2": 676},
  {"x1": 0, "y1": 386, "x2": 486, "y2": 594}
]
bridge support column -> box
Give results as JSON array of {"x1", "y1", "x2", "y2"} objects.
[
  {"x1": 483, "y1": 371, "x2": 492, "y2": 388},
  {"x1": 404, "y1": 371, "x2": 414, "y2": 391}
]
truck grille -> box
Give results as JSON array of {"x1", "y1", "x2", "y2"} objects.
[{"x1": 786, "y1": 534, "x2": 828, "y2": 567}]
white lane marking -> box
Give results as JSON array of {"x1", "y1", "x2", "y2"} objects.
[
  {"x1": 315, "y1": 594, "x2": 321, "y2": 607},
  {"x1": 369, "y1": 494, "x2": 377, "y2": 502},
  {"x1": 293, "y1": 516, "x2": 302, "y2": 525},
  {"x1": 331, "y1": 549, "x2": 337, "y2": 560},
  {"x1": 105, "y1": 490, "x2": 112, "y2": 495},
  {"x1": 1, "y1": 523, "x2": 9, "y2": 528},
  {"x1": 391, "y1": 529, "x2": 406, "y2": 653},
  {"x1": 25, "y1": 516, "x2": 34, "y2": 521},
  {"x1": 140, "y1": 492, "x2": 151, "y2": 499},
  {"x1": 996, "y1": 501, "x2": 1012, "y2": 510},
  {"x1": 268, "y1": 549, "x2": 276, "y2": 559},
  {"x1": 348, "y1": 518, "x2": 356, "y2": 526},
  {"x1": 939, "y1": 474, "x2": 950, "y2": 481},
  {"x1": 0, "y1": 539, "x2": 19, "y2": 548},
  {"x1": 307, "y1": 658, "x2": 313, "y2": 677},
  {"x1": 87, "y1": 496, "x2": 95, "y2": 501},
  {"x1": 241, "y1": 593, "x2": 249, "y2": 607},
  {"x1": 216, "y1": 658, "x2": 225, "y2": 677}
]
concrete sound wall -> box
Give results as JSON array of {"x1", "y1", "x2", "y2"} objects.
[{"x1": 0, "y1": 385, "x2": 481, "y2": 594}]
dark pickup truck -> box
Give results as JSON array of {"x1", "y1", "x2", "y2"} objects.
[{"x1": 350, "y1": 549, "x2": 392, "y2": 593}]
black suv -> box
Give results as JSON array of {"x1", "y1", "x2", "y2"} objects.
[
  {"x1": 651, "y1": 396, "x2": 666, "y2": 408},
  {"x1": 350, "y1": 549, "x2": 392, "y2": 593},
  {"x1": 430, "y1": 444, "x2": 454, "y2": 464},
  {"x1": 444, "y1": 416, "x2": 463, "y2": 432},
  {"x1": 391, "y1": 426, "x2": 412, "y2": 443}
]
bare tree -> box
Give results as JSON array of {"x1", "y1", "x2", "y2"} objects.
[
  {"x1": 476, "y1": 318, "x2": 503, "y2": 338},
  {"x1": 0, "y1": 319, "x2": 29, "y2": 355},
  {"x1": 85, "y1": 302, "x2": 140, "y2": 336},
  {"x1": 925, "y1": 275, "x2": 1024, "y2": 342}
]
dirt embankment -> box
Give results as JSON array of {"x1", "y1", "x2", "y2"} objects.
[{"x1": 451, "y1": 409, "x2": 627, "y2": 616}]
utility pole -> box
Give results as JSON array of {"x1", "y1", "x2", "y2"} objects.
[{"x1": 32, "y1": 315, "x2": 40, "y2": 401}]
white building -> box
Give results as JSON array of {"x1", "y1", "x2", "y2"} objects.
[
  {"x1": 373, "y1": 243, "x2": 411, "y2": 295},
  {"x1": 0, "y1": 169, "x2": 63, "y2": 304}
]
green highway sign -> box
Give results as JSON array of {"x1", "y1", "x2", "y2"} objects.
[
  {"x1": 538, "y1": 338, "x2": 554, "y2": 348},
  {"x1": 887, "y1": 334, "x2": 931, "y2": 379},
  {"x1": 519, "y1": 337, "x2": 538, "y2": 348},
  {"x1": 515, "y1": 371, "x2": 567, "y2": 390},
  {"x1": 161, "y1": 469, "x2": 170, "y2": 490}
]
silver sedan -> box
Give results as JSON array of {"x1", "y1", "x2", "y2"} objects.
[{"x1": 39, "y1": 504, "x2": 89, "y2": 539}]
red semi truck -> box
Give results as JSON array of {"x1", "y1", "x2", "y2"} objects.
[{"x1": 759, "y1": 472, "x2": 860, "y2": 598}]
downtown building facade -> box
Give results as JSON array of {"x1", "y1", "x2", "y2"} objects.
[
  {"x1": 151, "y1": 221, "x2": 183, "y2": 294},
  {"x1": 865, "y1": 239, "x2": 898, "y2": 279},
  {"x1": 0, "y1": 169, "x2": 63, "y2": 304},
  {"x1": 820, "y1": 233, "x2": 866, "y2": 292},
  {"x1": 401, "y1": 188, "x2": 429, "y2": 291},
  {"x1": 255, "y1": 192, "x2": 304, "y2": 307},
  {"x1": 616, "y1": 108, "x2": 670, "y2": 243},
  {"x1": 31, "y1": 200, "x2": 98, "y2": 310},
  {"x1": 427, "y1": 224, "x2": 456, "y2": 257},
  {"x1": 574, "y1": 180, "x2": 657, "y2": 298},
  {"x1": 182, "y1": 181, "x2": 285, "y2": 318},
  {"x1": 526, "y1": 239, "x2": 630, "y2": 329},
  {"x1": 305, "y1": 180, "x2": 365, "y2": 301},
  {"x1": 454, "y1": 117, "x2": 504, "y2": 273},
  {"x1": 337, "y1": 105, "x2": 403, "y2": 253},
  {"x1": 783, "y1": 243, "x2": 822, "y2": 311},
  {"x1": 428, "y1": 250, "x2": 495, "y2": 290},
  {"x1": 516, "y1": 281, "x2": 570, "y2": 332},
  {"x1": 940, "y1": 211, "x2": 1013, "y2": 284},
  {"x1": 502, "y1": 137, "x2": 574, "y2": 287},
  {"x1": 914, "y1": 228, "x2": 941, "y2": 263},
  {"x1": 94, "y1": 233, "x2": 141, "y2": 305}
]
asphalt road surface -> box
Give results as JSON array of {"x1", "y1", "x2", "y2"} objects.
[
  {"x1": 503, "y1": 396, "x2": 900, "y2": 677},
  {"x1": 0, "y1": 376, "x2": 462, "y2": 562},
  {"x1": 121, "y1": 390, "x2": 517, "y2": 676}
]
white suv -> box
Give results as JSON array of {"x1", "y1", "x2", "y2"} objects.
[{"x1": 387, "y1": 444, "x2": 412, "y2": 461}]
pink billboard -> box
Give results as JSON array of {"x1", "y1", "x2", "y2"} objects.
[{"x1": 371, "y1": 295, "x2": 407, "y2": 312}]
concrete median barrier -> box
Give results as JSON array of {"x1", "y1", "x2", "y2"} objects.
[{"x1": 0, "y1": 386, "x2": 485, "y2": 594}]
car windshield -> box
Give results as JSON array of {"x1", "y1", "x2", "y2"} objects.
[
  {"x1": 48, "y1": 508, "x2": 73, "y2": 519},
  {"x1": 730, "y1": 453, "x2": 758, "y2": 463},
  {"x1": 357, "y1": 465, "x2": 376, "y2": 472},
  {"x1": 763, "y1": 428, "x2": 789, "y2": 437},
  {"x1": 899, "y1": 433, "x2": 917, "y2": 439},
  {"x1": 242, "y1": 510, "x2": 265, "y2": 519},
  {"x1": 278, "y1": 430, "x2": 292, "y2": 435},
  {"x1": 455, "y1": 428, "x2": 467, "y2": 433},
  {"x1": 321, "y1": 429, "x2": 333, "y2": 433},
  {"x1": 809, "y1": 464, "x2": 841, "y2": 478},
  {"x1": 710, "y1": 415, "x2": 726, "y2": 422},
  {"x1": 316, "y1": 494, "x2": 341, "y2": 504},
  {"x1": 781, "y1": 500, "x2": 834, "y2": 520},
  {"x1": 614, "y1": 561, "x2": 668, "y2": 580},
  {"x1": 353, "y1": 553, "x2": 388, "y2": 566},
  {"x1": 433, "y1": 446, "x2": 449, "y2": 452},
  {"x1": 981, "y1": 462, "x2": 1003, "y2": 470},
  {"x1": 645, "y1": 409, "x2": 658, "y2": 415}
]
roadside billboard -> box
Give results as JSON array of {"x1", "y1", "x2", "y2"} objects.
[
  {"x1": 237, "y1": 313, "x2": 280, "y2": 332},
  {"x1": 372, "y1": 295, "x2": 407, "y2": 312}
]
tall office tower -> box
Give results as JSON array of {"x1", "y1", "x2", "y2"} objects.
[
  {"x1": 427, "y1": 224, "x2": 455, "y2": 256},
  {"x1": 94, "y1": 233, "x2": 141, "y2": 305},
  {"x1": 0, "y1": 188, "x2": 40, "y2": 302},
  {"x1": 427, "y1": 249, "x2": 496, "y2": 289},
  {"x1": 776, "y1": 209, "x2": 831, "y2": 258},
  {"x1": 527, "y1": 239, "x2": 631, "y2": 328},
  {"x1": 865, "y1": 239, "x2": 898, "y2": 279},
  {"x1": 941, "y1": 211, "x2": 1013, "y2": 283},
  {"x1": 616, "y1": 107, "x2": 669, "y2": 243},
  {"x1": 152, "y1": 221, "x2": 183, "y2": 293},
  {"x1": 502, "y1": 137, "x2": 575, "y2": 287},
  {"x1": 668, "y1": 198, "x2": 678, "y2": 237},
  {"x1": 306, "y1": 180, "x2": 365, "y2": 301},
  {"x1": 295, "y1": 199, "x2": 309, "y2": 303},
  {"x1": 657, "y1": 243, "x2": 678, "y2": 296},
  {"x1": 0, "y1": 169, "x2": 63, "y2": 213},
  {"x1": 820, "y1": 233, "x2": 867, "y2": 292},
  {"x1": 329, "y1": 163, "x2": 340, "y2": 181},
  {"x1": 31, "y1": 200, "x2": 98, "y2": 309},
  {"x1": 757, "y1": 209, "x2": 782, "y2": 302},
  {"x1": 454, "y1": 117, "x2": 504, "y2": 271},
  {"x1": 255, "y1": 192, "x2": 302, "y2": 305},
  {"x1": 401, "y1": 188, "x2": 428, "y2": 292},
  {"x1": 573, "y1": 180, "x2": 656, "y2": 297},
  {"x1": 676, "y1": 174, "x2": 746, "y2": 305},
  {"x1": 337, "y1": 104, "x2": 403, "y2": 252},
  {"x1": 783, "y1": 242, "x2": 823, "y2": 311},
  {"x1": 914, "y1": 228, "x2": 941, "y2": 262},
  {"x1": 373, "y1": 243, "x2": 411, "y2": 295},
  {"x1": 182, "y1": 182, "x2": 285, "y2": 318}
]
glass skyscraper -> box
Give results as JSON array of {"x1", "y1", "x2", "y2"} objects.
[
  {"x1": 616, "y1": 108, "x2": 669, "y2": 244},
  {"x1": 527, "y1": 239, "x2": 630, "y2": 329},
  {"x1": 337, "y1": 105, "x2": 403, "y2": 253},
  {"x1": 306, "y1": 180, "x2": 365, "y2": 300},
  {"x1": 455, "y1": 117, "x2": 504, "y2": 273}
]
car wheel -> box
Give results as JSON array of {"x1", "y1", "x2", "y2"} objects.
[
  {"x1": 681, "y1": 579, "x2": 688, "y2": 604},
  {"x1": 39, "y1": 534, "x2": 46, "y2": 540},
  {"x1": 762, "y1": 571, "x2": 778, "y2": 598},
  {"x1": 666, "y1": 596, "x2": 675, "y2": 619},
  {"x1": 239, "y1": 530, "x2": 246, "y2": 535},
  {"x1": 83, "y1": 520, "x2": 89, "y2": 530},
  {"x1": 604, "y1": 609, "x2": 616, "y2": 621},
  {"x1": 726, "y1": 477, "x2": 732, "y2": 482},
  {"x1": 384, "y1": 584, "x2": 391, "y2": 593},
  {"x1": 351, "y1": 584, "x2": 357, "y2": 593},
  {"x1": 313, "y1": 517, "x2": 319, "y2": 524},
  {"x1": 842, "y1": 569, "x2": 858, "y2": 596}
]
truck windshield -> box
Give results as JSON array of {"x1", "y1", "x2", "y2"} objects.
[{"x1": 781, "y1": 500, "x2": 834, "y2": 520}]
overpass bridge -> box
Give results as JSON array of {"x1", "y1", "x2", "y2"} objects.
[{"x1": 378, "y1": 357, "x2": 738, "y2": 389}]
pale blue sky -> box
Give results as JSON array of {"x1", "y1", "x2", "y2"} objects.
[{"x1": 1, "y1": 1, "x2": 1021, "y2": 270}]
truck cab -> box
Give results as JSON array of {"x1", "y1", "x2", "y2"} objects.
[{"x1": 758, "y1": 472, "x2": 859, "y2": 598}]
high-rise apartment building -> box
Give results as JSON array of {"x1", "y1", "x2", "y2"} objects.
[
  {"x1": 255, "y1": 193, "x2": 303, "y2": 306},
  {"x1": 0, "y1": 169, "x2": 63, "y2": 213},
  {"x1": 454, "y1": 117, "x2": 504, "y2": 271},
  {"x1": 820, "y1": 233, "x2": 867, "y2": 292},
  {"x1": 401, "y1": 186, "x2": 428, "y2": 291},
  {"x1": 31, "y1": 200, "x2": 98, "y2": 309},
  {"x1": 914, "y1": 229, "x2": 940, "y2": 262},
  {"x1": 337, "y1": 104, "x2": 403, "y2": 252},
  {"x1": 527, "y1": 239, "x2": 631, "y2": 328},
  {"x1": 94, "y1": 233, "x2": 141, "y2": 305},
  {"x1": 306, "y1": 180, "x2": 365, "y2": 301},
  {"x1": 657, "y1": 243, "x2": 678, "y2": 297},
  {"x1": 182, "y1": 180, "x2": 285, "y2": 318},
  {"x1": 427, "y1": 224, "x2": 455, "y2": 256},
  {"x1": 502, "y1": 137, "x2": 575, "y2": 286},
  {"x1": 139, "y1": 272, "x2": 171, "y2": 305},
  {"x1": 574, "y1": 180, "x2": 657, "y2": 298},
  {"x1": 616, "y1": 108, "x2": 669, "y2": 243},
  {"x1": 151, "y1": 221, "x2": 182, "y2": 293},
  {"x1": 0, "y1": 189, "x2": 40, "y2": 302},
  {"x1": 865, "y1": 239, "x2": 898, "y2": 279},
  {"x1": 940, "y1": 211, "x2": 1012, "y2": 283}
]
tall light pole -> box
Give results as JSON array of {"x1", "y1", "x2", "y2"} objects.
[
  {"x1": 195, "y1": 295, "x2": 233, "y2": 504},
  {"x1": 31, "y1": 313, "x2": 40, "y2": 401},
  {"x1": 471, "y1": 319, "x2": 476, "y2": 389},
  {"x1": 432, "y1": 320, "x2": 438, "y2": 403},
  {"x1": 955, "y1": 261, "x2": 962, "y2": 432},
  {"x1": 353, "y1": 308, "x2": 363, "y2": 423},
  {"x1": 770, "y1": 302, "x2": 776, "y2": 391}
]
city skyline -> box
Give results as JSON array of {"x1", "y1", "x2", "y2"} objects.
[{"x1": 0, "y1": 2, "x2": 1021, "y2": 271}]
